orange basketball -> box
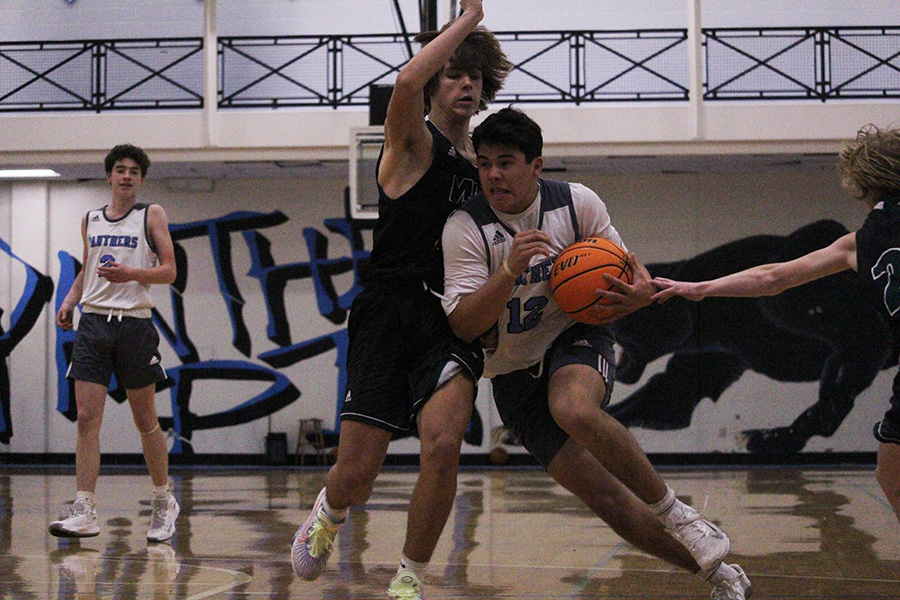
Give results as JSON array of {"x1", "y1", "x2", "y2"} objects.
[{"x1": 549, "y1": 237, "x2": 632, "y2": 324}]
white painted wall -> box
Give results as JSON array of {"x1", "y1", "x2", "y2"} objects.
[
  {"x1": 0, "y1": 164, "x2": 891, "y2": 457},
  {"x1": 4, "y1": 0, "x2": 897, "y2": 40},
  {"x1": 0, "y1": 0, "x2": 205, "y2": 41},
  {"x1": 700, "y1": 0, "x2": 900, "y2": 27}
]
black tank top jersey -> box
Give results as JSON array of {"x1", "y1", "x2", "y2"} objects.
[
  {"x1": 856, "y1": 196, "x2": 900, "y2": 334},
  {"x1": 362, "y1": 121, "x2": 479, "y2": 291}
]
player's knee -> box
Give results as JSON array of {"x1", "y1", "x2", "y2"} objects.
[
  {"x1": 550, "y1": 400, "x2": 602, "y2": 443},
  {"x1": 76, "y1": 409, "x2": 103, "y2": 433},
  {"x1": 419, "y1": 432, "x2": 463, "y2": 474},
  {"x1": 329, "y1": 464, "x2": 376, "y2": 506}
]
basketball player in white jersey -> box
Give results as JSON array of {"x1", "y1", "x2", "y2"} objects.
[
  {"x1": 441, "y1": 108, "x2": 752, "y2": 600},
  {"x1": 50, "y1": 144, "x2": 179, "y2": 543}
]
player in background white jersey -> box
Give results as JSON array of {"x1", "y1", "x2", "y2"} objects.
[{"x1": 50, "y1": 144, "x2": 179, "y2": 543}]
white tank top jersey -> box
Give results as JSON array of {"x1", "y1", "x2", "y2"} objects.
[
  {"x1": 80, "y1": 203, "x2": 158, "y2": 318},
  {"x1": 441, "y1": 180, "x2": 624, "y2": 378}
]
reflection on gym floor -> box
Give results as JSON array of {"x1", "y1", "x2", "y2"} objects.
[{"x1": 1, "y1": 465, "x2": 898, "y2": 598}]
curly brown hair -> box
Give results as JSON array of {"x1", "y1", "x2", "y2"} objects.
[
  {"x1": 838, "y1": 124, "x2": 900, "y2": 202},
  {"x1": 104, "y1": 144, "x2": 151, "y2": 177},
  {"x1": 414, "y1": 24, "x2": 512, "y2": 113}
]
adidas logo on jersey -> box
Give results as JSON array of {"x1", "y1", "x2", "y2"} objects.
[
  {"x1": 448, "y1": 146, "x2": 458, "y2": 158},
  {"x1": 149, "y1": 356, "x2": 160, "y2": 365},
  {"x1": 90, "y1": 214, "x2": 100, "y2": 221},
  {"x1": 572, "y1": 339, "x2": 592, "y2": 348},
  {"x1": 491, "y1": 230, "x2": 506, "y2": 246}
]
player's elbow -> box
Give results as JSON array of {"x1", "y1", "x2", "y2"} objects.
[
  {"x1": 161, "y1": 264, "x2": 177, "y2": 285},
  {"x1": 448, "y1": 312, "x2": 479, "y2": 344},
  {"x1": 393, "y1": 68, "x2": 426, "y2": 99},
  {"x1": 756, "y1": 270, "x2": 789, "y2": 296},
  {"x1": 394, "y1": 67, "x2": 415, "y2": 89}
]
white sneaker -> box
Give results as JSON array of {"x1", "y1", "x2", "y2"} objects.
[
  {"x1": 147, "y1": 493, "x2": 180, "y2": 542},
  {"x1": 710, "y1": 564, "x2": 753, "y2": 600},
  {"x1": 49, "y1": 499, "x2": 100, "y2": 538},
  {"x1": 387, "y1": 568, "x2": 425, "y2": 599},
  {"x1": 665, "y1": 502, "x2": 730, "y2": 572}
]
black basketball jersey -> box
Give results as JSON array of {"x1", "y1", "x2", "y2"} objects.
[
  {"x1": 362, "y1": 120, "x2": 479, "y2": 291},
  {"x1": 856, "y1": 196, "x2": 900, "y2": 332}
]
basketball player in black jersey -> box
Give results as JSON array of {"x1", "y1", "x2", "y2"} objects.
[
  {"x1": 291, "y1": 2, "x2": 512, "y2": 597},
  {"x1": 653, "y1": 123, "x2": 900, "y2": 526}
]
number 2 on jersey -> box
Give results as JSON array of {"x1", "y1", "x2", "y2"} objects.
[{"x1": 506, "y1": 296, "x2": 549, "y2": 333}]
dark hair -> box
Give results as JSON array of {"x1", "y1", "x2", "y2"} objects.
[
  {"x1": 104, "y1": 144, "x2": 151, "y2": 177},
  {"x1": 414, "y1": 24, "x2": 512, "y2": 113},
  {"x1": 472, "y1": 107, "x2": 543, "y2": 162}
]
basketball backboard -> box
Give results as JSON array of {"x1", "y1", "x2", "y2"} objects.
[{"x1": 349, "y1": 126, "x2": 385, "y2": 219}]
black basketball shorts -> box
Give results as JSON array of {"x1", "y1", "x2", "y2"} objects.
[
  {"x1": 68, "y1": 312, "x2": 167, "y2": 390},
  {"x1": 341, "y1": 283, "x2": 484, "y2": 438},
  {"x1": 490, "y1": 323, "x2": 617, "y2": 468}
]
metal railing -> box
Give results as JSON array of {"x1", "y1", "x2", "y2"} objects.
[
  {"x1": 704, "y1": 26, "x2": 900, "y2": 101},
  {"x1": 0, "y1": 38, "x2": 204, "y2": 112},
  {"x1": 0, "y1": 26, "x2": 897, "y2": 112},
  {"x1": 219, "y1": 30, "x2": 688, "y2": 108},
  {"x1": 218, "y1": 29, "x2": 689, "y2": 108}
]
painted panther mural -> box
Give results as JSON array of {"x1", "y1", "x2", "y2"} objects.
[{"x1": 608, "y1": 219, "x2": 897, "y2": 456}]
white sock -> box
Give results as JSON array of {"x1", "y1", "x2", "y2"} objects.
[
  {"x1": 75, "y1": 491, "x2": 95, "y2": 506},
  {"x1": 704, "y1": 562, "x2": 738, "y2": 583},
  {"x1": 152, "y1": 484, "x2": 170, "y2": 499},
  {"x1": 399, "y1": 554, "x2": 429, "y2": 576},
  {"x1": 649, "y1": 486, "x2": 678, "y2": 521},
  {"x1": 322, "y1": 495, "x2": 348, "y2": 523}
]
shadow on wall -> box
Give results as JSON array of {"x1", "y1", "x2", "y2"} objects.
[{"x1": 609, "y1": 219, "x2": 897, "y2": 456}]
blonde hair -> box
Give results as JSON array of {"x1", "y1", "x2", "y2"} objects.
[{"x1": 838, "y1": 124, "x2": 900, "y2": 202}]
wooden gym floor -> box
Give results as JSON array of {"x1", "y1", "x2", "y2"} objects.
[{"x1": 1, "y1": 464, "x2": 898, "y2": 599}]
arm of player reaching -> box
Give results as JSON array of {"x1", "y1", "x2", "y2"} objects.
[
  {"x1": 652, "y1": 231, "x2": 858, "y2": 303},
  {"x1": 378, "y1": 0, "x2": 484, "y2": 198}
]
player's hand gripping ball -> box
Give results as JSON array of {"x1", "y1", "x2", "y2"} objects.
[{"x1": 550, "y1": 237, "x2": 633, "y2": 324}]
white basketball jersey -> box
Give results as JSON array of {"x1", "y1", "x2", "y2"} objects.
[
  {"x1": 80, "y1": 203, "x2": 158, "y2": 315},
  {"x1": 442, "y1": 180, "x2": 624, "y2": 378}
]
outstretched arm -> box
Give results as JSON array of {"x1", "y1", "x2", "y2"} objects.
[
  {"x1": 378, "y1": 0, "x2": 484, "y2": 197},
  {"x1": 652, "y1": 231, "x2": 858, "y2": 303}
]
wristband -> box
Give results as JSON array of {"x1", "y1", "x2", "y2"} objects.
[{"x1": 501, "y1": 260, "x2": 516, "y2": 280}]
